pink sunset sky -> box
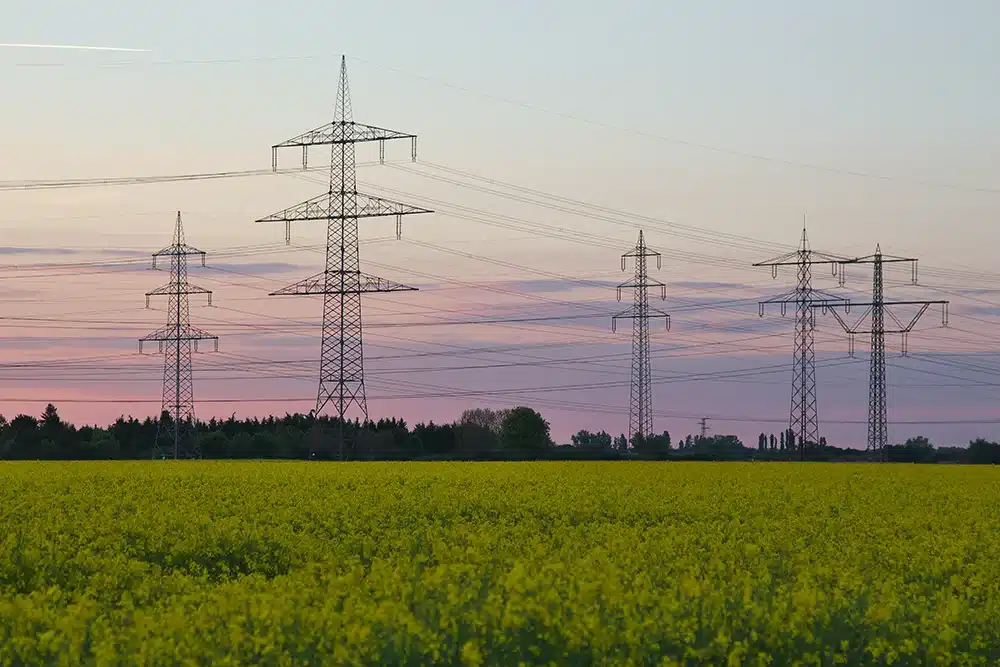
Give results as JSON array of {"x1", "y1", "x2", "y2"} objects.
[{"x1": 1, "y1": 2, "x2": 999, "y2": 447}]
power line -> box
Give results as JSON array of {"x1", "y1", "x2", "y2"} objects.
[
  {"x1": 348, "y1": 56, "x2": 1000, "y2": 196},
  {"x1": 0, "y1": 162, "x2": 390, "y2": 191}
]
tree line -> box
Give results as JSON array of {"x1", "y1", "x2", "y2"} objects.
[{"x1": 0, "y1": 404, "x2": 998, "y2": 464}]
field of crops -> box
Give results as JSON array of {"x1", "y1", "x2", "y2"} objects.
[{"x1": 1, "y1": 461, "x2": 999, "y2": 665}]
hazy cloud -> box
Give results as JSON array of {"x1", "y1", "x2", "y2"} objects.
[
  {"x1": 501, "y1": 278, "x2": 617, "y2": 294},
  {"x1": 0, "y1": 247, "x2": 79, "y2": 256},
  {"x1": 673, "y1": 280, "x2": 748, "y2": 290},
  {"x1": 963, "y1": 306, "x2": 1000, "y2": 317},
  {"x1": 202, "y1": 261, "x2": 303, "y2": 275},
  {"x1": 957, "y1": 288, "x2": 1000, "y2": 297}
]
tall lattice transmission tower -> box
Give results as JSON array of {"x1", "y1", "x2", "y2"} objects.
[
  {"x1": 140, "y1": 212, "x2": 218, "y2": 460},
  {"x1": 612, "y1": 230, "x2": 669, "y2": 445},
  {"x1": 753, "y1": 227, "x2": 848, "y2": 458},
  {"x1": 816, "y1": 245, "x2": 948, "y2": 458},
  {"x1": 258, "y1": 55, "x2": 433, "y2": 460}
]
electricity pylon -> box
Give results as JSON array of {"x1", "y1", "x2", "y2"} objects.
[
  {"x1": 699, "y1": 417, "x2": 711, "y2": 440},
  {"x1": 140, "y1": 212, "x2": 218, "y2": 460},
  {"x1": 815, "y1": 245, "x2": 948, "y2": 459},
  {"x1": 612, "y1": 230, "x2": 669, "y2": 446},
  {"x1": 258, "y1": 55, "x2": 433, "y2": 460},
  {"x1": 754, "y1": 227, "x2": 848, "y2": 459}
]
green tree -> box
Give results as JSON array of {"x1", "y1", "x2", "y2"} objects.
[
  {"x1": 968, "y1": 438, "x2": 1000, "y2": 464},
  {"x1": 634, "y1": 430, "x2": 671, "y2": 458},
  {"x1": 454, "y1": 422, "x2": 496, "y2": 459},
  {"x1": 499, "y1": 407, "x2": 552, "y2": 457},
  {"x1": 572, "y1": 430, "x2": 613, "y2": 449},
  {"x1": 459, "y1": 408, "x2": 509, "y2": 436}
]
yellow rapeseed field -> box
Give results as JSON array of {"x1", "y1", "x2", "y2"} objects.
[{"x1": 1, "y1": 461, "x2": 999, "y2": 665}]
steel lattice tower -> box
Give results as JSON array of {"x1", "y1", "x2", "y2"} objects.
[
  {"x1": 258, "y1": 55, "x2": 433, "y2": 460},
  {"x1": 869, "y1": 249, "x2": 887, "y2": 452},
  {"x1": 817, "y1": 245, "x2": 948, "y2": 458},
  {"x1": 140, "y1": 212, "x2": 218, "y2": 460},
  {"x1": 612, "y1": 230, "x2": 669, "y2": 445},
  {"x1": 754, "y1": 227, "x2": 848, "y2": 458}
]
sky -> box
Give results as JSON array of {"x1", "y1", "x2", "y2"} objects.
[{"x1": 1, "y1": 1, "x2": 999, "y2": 447}]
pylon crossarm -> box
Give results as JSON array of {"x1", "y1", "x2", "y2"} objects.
[
  {"x1": 613, "y1": 306, "x2": 670, "y2": 323},
  {"x1": 141, "y1": 324, "x2": 218, "y2": 342},
  {"x1": 617, "y1": 277, "x2": 666, "y2": 292},
  {"x1": 887, "y1": 308, "x2": 907, "y2": 331},
  {"x1": 753, "y1": 251, "x2": 847, "y2": 268},
  {"x1": 758, "y1": 289, "x2": 798, "y2": 307},
  {"x1": 256, "y1": 191, "x2": 433, "y2": 223},
  {"x1": 807, "y1": 288, "x2": 850, "y2": 302},
  {"x1": 652, "y1": 309, "x2": 671, "y2": 329},
  {"x1": 273, "y1": 122, "x2": 415, "y2": 149},
  {"x1": 751, "y1": 251, "x2": 798, "y2": 267},
  {"x1": 819, "y1": 300, "x2": 948, "y2": 334},
  {"x1": 152, "y1": 244, "x2": 206, "y2": 259},
  {"x1": 900, "y1": 303, "x2": 932, "y2": 333},
  {"x1": 621, "y1": 248, "x2": 661, "y2": 260},
  {"x1": 358, "y1": 274, "x2": 418, "y2": 293},
  {"x1": 146, "y1": 283, "x2": 212, "y2": 298},
  {"x1": 824, "y1": 307, "x2": 853, "y2": 335},
  {"x1": 846, "y1": 254, "x2": 916, "y2": 264},
  {"x1": 762, "y1": 289, "x2": 848, "y2": 306},
  {"x1": 270, "y1": 271, "x2": 417, "y2": 296},
  {"x1": 612, "y1": 307, "x2": 637, "y2": 323}
]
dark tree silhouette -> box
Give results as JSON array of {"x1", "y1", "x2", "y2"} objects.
[
  {"x1": 0, "y1": 402, "x2": 990, "y2": 464},
  {"x1": 499, "y1": 407, "x2": 552, "y2": 457}
]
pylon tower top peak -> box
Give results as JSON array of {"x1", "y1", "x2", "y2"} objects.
[
  {"x1": 173, "y1": 211, "x2": 184, "y2": 246},
  {"x1": 335, "y1": 54, "x2": 353, "y2": 125},
  {"x1": 152, "y1": 210, "x2": 205, "y2": 264}
]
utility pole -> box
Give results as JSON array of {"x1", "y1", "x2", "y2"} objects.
[
  {"x1": 140, "y1": 212, "x2": 218, "y2": 460},
  {"x1": 259, "y1": 55, "x2": 433, "y2": 461},
  {"x1": 612, "y1": 230, "x2": 669, "y2": 447},
  {"x1": 699, "y1": 417, "x2": 710, "y2": 441},
  {"x1": 815, "y1": 245, "x2": 948, "y2": 459},
  {"x1": 754, "y1": 226, "x2": 849, "y2": 460}
]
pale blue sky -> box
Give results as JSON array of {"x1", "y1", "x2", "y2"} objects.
[
  {"x1": 3, "y1": 1, "x2": 999, "y2": 248},
  {"x1": 0, "y1": 1, "x2": 999, "y2": 445}
]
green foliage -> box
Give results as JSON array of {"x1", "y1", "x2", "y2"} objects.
[
  {"x1": 0, "y1": 404, "x2": 997, "y2": 464},
  {"x1": 631, "y1": 430, "x2": 671, "y2": 458},
  {"x1": 570, "y1": 429, "x2": 612, "y2": 448},
  {"x1": 2, "y1": 462, "x2": 1000, "y2": 664},
  {"x1": 499, "y1": 407, "x2": 552, "y2": 456}
]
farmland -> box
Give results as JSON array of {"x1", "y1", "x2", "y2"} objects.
[{"x1": 1, "y1": 462, "x2": 999, "y2": 665}]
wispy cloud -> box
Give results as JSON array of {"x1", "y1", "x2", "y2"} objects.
[
  {"x1": 957, "y1": 288, "x2": 1000, "y2": 297},
  {"x1": 963, "y1": 306, "x2": 1000, "y2": 317},
  {"x1": 0, "y1": 43, "x2": 149, "y2": 52},
  {"x1": 0, "y1": 247, "x2": 79, "y2": 256},
  {"x1": 674, "y1": 280, "x2": 748, "y2": 290},
  {"x1": 0, "y1": 247, "x2": 149, "y2": 258},
  {"x1": 497, "y1": 278, "x2": 615, "y2": 294},
  {"x1": 203, "y1": 262, "x2": 303, "y2": 275}
]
